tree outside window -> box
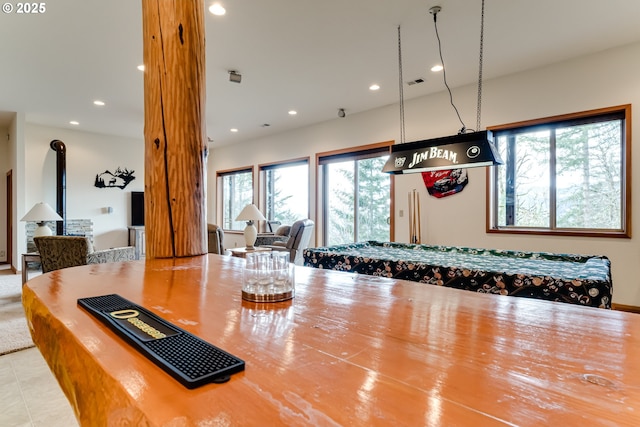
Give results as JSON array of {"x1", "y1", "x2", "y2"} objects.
[
  {"x1": 489, "y1": 105, "x2": 630, "y2": 237},
  {"x1": 219, "y1": 169, "x2": 253, "y2": 230},
  {"x1": 321, "y1": 149, "x2": 391, "y2": 245},
  {"x1": 262, "y1": 161, "x2": 309, "y2": 226}
]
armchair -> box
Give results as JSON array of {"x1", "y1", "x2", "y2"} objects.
[
  {"x1": 254, "y1": 224, "x2": 291, "y2": 247},
  {"x1": 267, "y1": 220, "x2": 281, "y2": 232},
  {"x1": 207, "y1": 224, "x2": 225, "y2": 255},
  {"x1": 34, "y1": 236, "x2": 136, "y2": 273},
  {"x1": 260, "y1": 219, "x2": 314, "y2": 265}
]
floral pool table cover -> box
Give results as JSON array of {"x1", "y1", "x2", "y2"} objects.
[{"x1": 303, "y1": 241, "x2": 612, "y2": 309}]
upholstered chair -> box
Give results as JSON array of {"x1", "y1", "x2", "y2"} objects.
[
  {"x1": 266, "y1": 220, "x2": 281, "y2": 232},
  {"x1": 34, "y1": 236, "x2": 136, "y2": 273},
  {"x1": 260, "y1": 219, "x2": 314, "y2": 265},
  {"x1": 207, "y1": 224, "x2": 225, "y2": 255},
  {"x1": 255, "y1": 224, "x2": 291, "y2": 247}
]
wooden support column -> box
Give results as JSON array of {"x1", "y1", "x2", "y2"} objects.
[{"x1": 141, "y1": 0, "x2": 207, "y2": 258}]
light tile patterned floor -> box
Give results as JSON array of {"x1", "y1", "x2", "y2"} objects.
[
  {"x1": 0, "y1": 345, "x2": 79, "y2": 427},
  {"x1": 0, "y1": 264, "x2": 77, "y2": 426},
  {"x1": 0, "y1": 264, "x2": 78, "y2": 427}
]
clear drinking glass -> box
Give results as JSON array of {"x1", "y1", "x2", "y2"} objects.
[
  {"x1": 272, "y1": 252, "x2": 290, "y2": 291},
  {"x1": 242, "y1": 251, "x2": 294, "y2": 302}
]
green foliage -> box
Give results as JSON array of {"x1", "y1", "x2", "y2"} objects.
[
  {"x1": 496, "y1": 119, "x2": 622, "y2": 230},
  {"x1": 326, "y1": 156, "x2": 390, "y2": 245},
  {"x1": 222, "y1": 172, "x2": 253, "y2": 230},
  {"x1": 264, "y1": 165, "x2": 309, "y2": 225},
  {"x1": 555, "y1": 121, "x2": 621, "y2": 228}
]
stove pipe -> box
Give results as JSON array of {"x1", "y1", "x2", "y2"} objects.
[{"x1": 49, "y1": 139, "x2": 66, "y2": 235}]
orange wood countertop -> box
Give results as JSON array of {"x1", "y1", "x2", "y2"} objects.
[{"x1": 22, "y1": 254, "x2": 640, "y2": 426}]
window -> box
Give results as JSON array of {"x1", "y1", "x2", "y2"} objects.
[
  {"x1": 259, "y1": 159, "x2": 309, "y2": 226},
  {"x1": 319, "y1": 143, "x2": 392, "y2": 245},
  {"x1": 488, "y1": 105, "x2": 630, "y2": 237},
  {"x1": 218, "y1": 168, "x2": 253, "y2": 231}
]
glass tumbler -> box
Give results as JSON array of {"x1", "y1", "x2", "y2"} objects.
[{"x1": 242, "y1": 251, "x2": 294, "y2": 302}]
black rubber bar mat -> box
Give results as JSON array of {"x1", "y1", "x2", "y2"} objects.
[{"x1": 77, "y1": 294, "x2": 245, "y2": 388}]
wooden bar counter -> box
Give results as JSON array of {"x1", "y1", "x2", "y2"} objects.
[{"x1": 22, "y1": 255, "x2": 640, "y2": 426}]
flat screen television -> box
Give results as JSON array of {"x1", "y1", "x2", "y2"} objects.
[{"x1": 131, "y1": 191, "x2": 145, "y2": 226}]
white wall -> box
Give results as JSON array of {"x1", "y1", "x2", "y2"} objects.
[
  {"x1": 23, "y1": 124, "x2": 144, "y2": 250},
  {"x1": 10, "y1": 113, "x2": 24, "y2": 269},
  {"x1": 208, "y1": 42, "x2": 640, "y2": 306},
  {"x1": 0, "y1": 125, "x2": 8, "y2": 262}
]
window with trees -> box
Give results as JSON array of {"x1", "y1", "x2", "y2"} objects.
[
  {"x1": 319, "y1": 144, "x2": 392, "y2": 245},
  {"x1": 259, "y1": 159, "x2": 309, "y2": 226},
  {"x1": 218, "y1": 168, "x2": 253, "y2": 231},
  {"x1": 488, "y1": 105, "x2": 630, "y2": 237}
]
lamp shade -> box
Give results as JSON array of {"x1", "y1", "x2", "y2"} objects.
[
  {"x1": 21, "y1": 202, "x2": 63, "y2": 222},
  {"x1": 236, "y1": 204, "x2": 266, "y2": 249},
  {"x1": 21, "y1": 202, "x2": 63, "y2": 237},
  {"x1": 235, "y1": 204, "x2": 266, "y2": 222}
]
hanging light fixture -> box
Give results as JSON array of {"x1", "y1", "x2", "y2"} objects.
[{"x1": 383, "y1": 1, "x2": 502, "y2": 174}]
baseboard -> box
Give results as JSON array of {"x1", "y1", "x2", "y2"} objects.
[{"x1": 612, "y1": 303, "x2": 640, "y2": 314}]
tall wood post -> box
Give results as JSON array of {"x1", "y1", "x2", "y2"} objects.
[{"x1": 141, "y1": 0, "x2": 207, "y2": 258}]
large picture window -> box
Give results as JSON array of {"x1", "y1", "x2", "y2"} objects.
[
  {"x1": 218, "y1": 168, "x2": 253, "y2": 231},
  {"x1": 318, "y1": 143, "x2": 392, "y2": 245},
  {"x1": 259, "y1": 159, "x2": 309, "y2": 226},
  {"x1": 488, "y1": 105, "x2": 630, "y2": 237}
]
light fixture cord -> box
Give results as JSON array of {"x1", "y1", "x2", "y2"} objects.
[
  {"x1": 476, "y1": 0, "x2": 485, "y2": 132},
  {"x1": 432, "y1": 10, "x2": 468, "y2": 134},
  {"x1": 397, "y1": 25, "x2": 406, "y2": 144}
]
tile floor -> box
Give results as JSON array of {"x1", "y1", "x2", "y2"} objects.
[
  {"x1": 0, "y1": 263, "x2": 78, "y2": 427},
  {"x1": 0, "y1": 348, "x2": 79, "y2": 427}
]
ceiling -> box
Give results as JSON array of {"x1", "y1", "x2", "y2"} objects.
[{"x1": 1, "y1": 0, "x2": 640, "y2": 147}]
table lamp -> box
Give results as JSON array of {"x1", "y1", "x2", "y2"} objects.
[
  {"x1": 235, "y1": 204, "x2": 266, "y2": 249},
  {"x1": 21, "y1": 202, "x2": 63, "y2": 237}
]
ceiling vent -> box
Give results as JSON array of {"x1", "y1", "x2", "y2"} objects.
[{"x1": 407, "y1": 78, "x2": 425, "y2": 86}]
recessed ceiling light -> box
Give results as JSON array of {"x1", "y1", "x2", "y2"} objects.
[
  {"x1": 288, "y1": 110, "x2": 297, "y2": 115},
  {"x1": 137, "y1": 65, "x2": 145, "y2": 71},
  {"x1": 93, "y1": 100, "x2": 105, "y2": 106},
  {"x1": 369, "y1": 84, "x2": 380, "y2": 91},
  {"x1": 230, "y1": 128, "x2": 238, "y2": 133},
  {"x1": 209, "y1": 3, "x2": 226, "y2": 15},
  {"x1": 69, "y1": 121, "x2": 79, "y2": 126},
  {"x1": 431, "y1": 65, "x2": 443, "y2": 72}
]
